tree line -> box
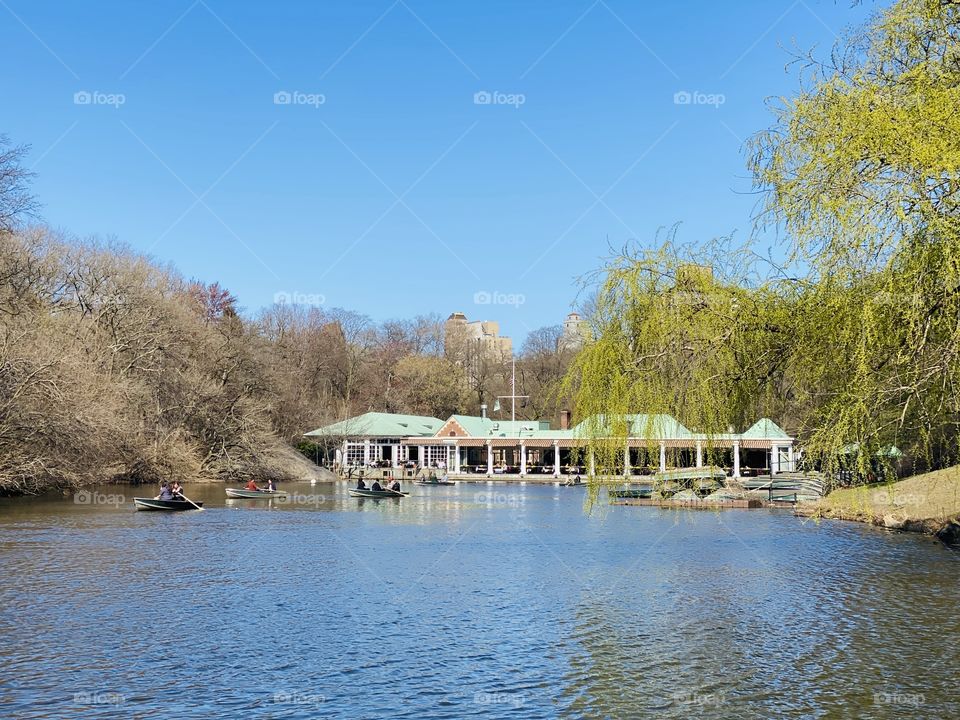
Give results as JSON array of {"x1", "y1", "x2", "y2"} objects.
[{"x1": 0, "y1": 149, "x2": 576, "y2": 493}]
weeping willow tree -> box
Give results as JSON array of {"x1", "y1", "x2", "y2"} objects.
[
  {"x1": 562, "y1": 231, "x2": 797, "y2": 505},
  {"x1": 565, "y1": 0, "x2": 960, "y2": 492},
  {"x1": 750, "y1": 0, "x2": 960, "y2": 476}
]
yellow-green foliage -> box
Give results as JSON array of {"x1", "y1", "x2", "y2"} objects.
[{"x1": 567, "y1": 0, "x2": 960, "y2": 486}]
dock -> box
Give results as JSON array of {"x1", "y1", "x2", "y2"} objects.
[{"x1": 611, "y1": 497, "x2": 764, "y2": 509}]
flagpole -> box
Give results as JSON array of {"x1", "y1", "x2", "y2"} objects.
[{"x1": 511, "y1": 358, "x2": 516, "y2": 423}]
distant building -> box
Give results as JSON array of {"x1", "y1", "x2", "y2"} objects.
[
  {"x1": 444, "y1": 312, "x2": 513, "y2": 360},
  {"x1": 558, "y1": 312, "x2": 587, "y2": 352}
]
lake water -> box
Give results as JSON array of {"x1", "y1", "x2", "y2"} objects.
[{"x1": 0, "y1": 481, "x2": 957, "y2": 719}]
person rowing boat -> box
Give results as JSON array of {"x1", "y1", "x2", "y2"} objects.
[
  {"x1": 244, "y1": 479, "x2": 260, "y2": 492},
  {"x1": 155, "y1": 481, "x2": 175, "y2": 501}
]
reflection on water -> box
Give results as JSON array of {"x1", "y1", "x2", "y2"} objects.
[{"x1": 0, "y1": 482, "x2": 958, "y2": 718}]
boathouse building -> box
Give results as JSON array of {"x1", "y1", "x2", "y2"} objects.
[{"x1": 305, "y1": 412, "x2": 796, "y2": 478}]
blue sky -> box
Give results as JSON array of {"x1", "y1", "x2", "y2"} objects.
[{"x1": 0, "y1": 0, "x2": 873, "y2": 345}]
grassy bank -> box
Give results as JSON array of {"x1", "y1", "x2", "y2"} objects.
[{"x1": 799, "y1": 466, "x2": 960, "y2": 542}]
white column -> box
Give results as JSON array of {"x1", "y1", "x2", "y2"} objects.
[
  {"x1": 553, "y1": 441, "x2": 561, "y2": 477},
  {"x1": 341, "y1": 440, "x2": 348, "y2": 469},
  {"x1": 787, "y1": 444, "x2": 795, "y2": 472},
  {"x1": 363, "y1": 439, "x2": 370, "y2": 466},
  {"x1": 589, "y1": 450, "x2": 596, "y2": 476},
  {"x1": 486, "y1": 440, "x2": 494, "y2": 476},
  {"x1": 623, "y1": 442, "x2": 631, "y2": 477},
  {"x1": 733, "y1": 441, "x2": 741, "y2": 478},
  {"x1": 454, "y1": 443, "x2": 461, "y2": 474},
  {"x1": 659, "y1": 443, "x2": 667, "y2": 473},
  {"x1": 394, "y1": 444, "x2": 400, "y2": 468},
  {"x1": 519, "y1": 443, "x2": 527, "y2": 476},
  {"x1": 772, "y1": 446, "x2": 781, "y2": 474},
  {"x1": 419, "y1": 445, "x2": 426, "y2": 468},
  {"x1": 695, "y1": 441, "x2": 703, "y2": 468}
]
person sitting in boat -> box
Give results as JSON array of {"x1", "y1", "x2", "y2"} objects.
[
  {"x1": 370, "y1": 480, "x2": 384, "y2": 492},
  {"x1": 266, "y1": 479, "x2": 277, "y2": 492},
  {"x1": 389, "y1": 480, "x2": 401, "y2": 492},
  {"x1": 155, "y1": 481, "x2": 175, "y2": 501},
  {"x1": 356, "y1": 478, "x2": 366, "y2": 489},
  {"x1": 170, "y1": 480, "x2": 184, "y2": 498},
  {"x1": 245, "y1": 479, "x2": 260, "y2": 492}
]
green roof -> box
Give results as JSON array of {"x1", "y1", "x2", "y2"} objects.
[
  {"x1": 306, "y1": 412, "x2": 444, "y2": 438},
  {"x1": 741, "y1": 418, "x2": 791, "y2": 440},
  {"x1": 446, "y1": 415, "x2": 553, "y2": 438},
  {"x1": 839, "y1": 442, "x2": 902, "y2": 457},
  {"x1": 572, "y1": 414, "x2": 694, "y2": 439}
]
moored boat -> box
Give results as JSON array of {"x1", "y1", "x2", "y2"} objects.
[
  {"x1": 134, "y1": 497, "x2": 204, "y2": 512},
  {"x1": 225, "y1": 488, "x2": 288, "y2": 499},
  {"x1": 415, "y1": 479, "x2": 456, "y2": 486},
  {"x1": 609, "y1": 486, "x2": 653, "y2": 499},
  {"x1": 348, "y1": 488, "x2": 408, "y2": 498}
]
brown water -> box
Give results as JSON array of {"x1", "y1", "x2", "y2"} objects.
[{"x1": 0, "y1": 481, "x2": 958, "y2": 718}]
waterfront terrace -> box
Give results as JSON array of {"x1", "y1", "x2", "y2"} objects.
[{"x1": 305, "y1": 412, "x2": 796, "y2": 479}]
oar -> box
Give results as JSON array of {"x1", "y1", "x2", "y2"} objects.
[{"x1": 175, "y1": 491, "x2": 204, "y2": 512}]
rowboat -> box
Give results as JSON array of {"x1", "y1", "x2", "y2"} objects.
[
  {"x1": 225, "y1": 488, "x2": 288, "y2": 499},
  {"x1": 609, "y1": 487, "x2": 653, "y2": 499},
  {"x1": 415, "y1": 479, "x2": 456, "y2": 486},
  {"x1": 348, "y1": 488, "x2": 408, "y2": 498},
  {"x1": 134, "y1": 497, "x2": 204, "y2": 512},
  {"x1": 560, "y1": 479, "x2": 585, "y2": 487}
]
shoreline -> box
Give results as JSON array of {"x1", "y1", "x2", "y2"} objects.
[
  {"x1": 796, "y1": 503, "x2": 960, "y2": 544},
  {"x1": 796, "y1": 466, "x2": 960, "y2": 545}
]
